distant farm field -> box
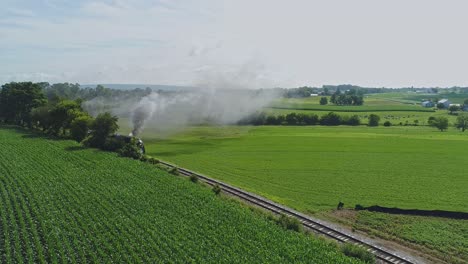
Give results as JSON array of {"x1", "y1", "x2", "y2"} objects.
[{"x1": 0, "y1": 127, "x2": 358, "y2": 263}]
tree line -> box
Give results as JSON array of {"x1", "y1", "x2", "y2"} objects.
[
  {"x1": 238, "y1": 112, "x2": 381, "y2": 127},
  {"x1": 0, "y1": 82, "x2": 143, "y2": 159}
]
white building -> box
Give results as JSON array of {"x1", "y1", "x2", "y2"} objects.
[{"x1": 437, "y1": 99, "x2": 451, "y2": 108}]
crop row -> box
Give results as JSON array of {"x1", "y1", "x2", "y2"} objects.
[{"x1": 0, "y1": 127, "x2": 360, "y2": 263}]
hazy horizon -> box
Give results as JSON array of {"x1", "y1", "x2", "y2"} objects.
[{"x1": 2, "y1": 0, "x2": 468, "y2": 88}]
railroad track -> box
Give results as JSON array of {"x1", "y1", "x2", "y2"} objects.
[{"x1": 159, "y1": 160, "x2": 415, "y2": 264}]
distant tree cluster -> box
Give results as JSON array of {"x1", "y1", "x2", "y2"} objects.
[
  {"x1": 39, "y1": 82, "x2": 153, "y2": 102},
  {"x1": 330, "y1": 89, "x2": 364, "y2": 106}
]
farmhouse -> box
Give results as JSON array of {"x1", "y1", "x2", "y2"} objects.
[
  {"x1": 421, "y1": 101, "x2": 434, "y2": 108},
  {"x1": 437, "y1": 99, "x2": 451, "y2": 108}
]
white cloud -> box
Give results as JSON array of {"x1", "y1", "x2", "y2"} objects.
[{"x1": 1, "y1": 0, "x2": 468, "y2": 87}]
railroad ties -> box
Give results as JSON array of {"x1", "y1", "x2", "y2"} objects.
[{"x1": 159, "y1": 161, "x2": 415, "y2": 264}]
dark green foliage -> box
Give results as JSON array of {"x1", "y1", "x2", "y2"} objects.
[
  {"x1": 190, "y1": 174, "x2": 198, "y2": 182},
  {"x1": 337, "y1": 202, "x2": 344, "y2": 210},
  {"x1": 455, "y1": 113, "x2": 468, "y2": 132},
  {"x1": 31, "y1": 106, "x2": 53, "y2": 131},
  {"x1": 437, "y1": 102, "x2": 445, "y2": 109},
  {"x1": 140, "y1": 155, "x2": 149, "y2": 162},
  {"x1": 340, "y1": 243, "x2": 375, "y2": 263},
  {"x1": 147, "y1": 157, "x2": 160, "y2": 164},
  {"x1": 383, "y1": 121, "x2": 391, "y2": 127},
  {"x1": 320, "y1": 97, "x2": 328, "y2": 105},
  {"x1": 212, "y1": 184, "x2": 222, "y2": 195},
  {"x1": 84, "y1": 112, "x2": 119, "y2": 148},
  {"x1": 330, "y1": 89, "x2": 364, "y2": 106},
  {"x1": 285, "y1": 113, "x2": 298, "y2": 125},
  {"x1": 70, "y1": 115, "x2": 93, "y2": 142},
  {"x1": 298, "y1": 113, "x2": 319, "y2": 125},
  {"x1": 355, "y1": 204, "x2": 365, "y2": 210},
  {"x1": 430, "y1": 116, "x2": 449, "y2": 131},
  {"x1": 368, "y1": 114, "x2": 380, "y2": 127},
  {"x1": 427, "y1": 116, "x2": 436, "y2": 126},
  {"x1": 169, "y1": 167, "x2": 179, "y2": 175},
  {"x1": 118, "y1": 141, "x2": 143, "y2": 160},
  {"x1": 48, "y1": 100, "x2": 84, "y2": 136},
  {"x1": 265, "y1": 115, "x2": 280, "y2": 125},
  {"x1": 345, "y1": 115, "x2": 361, "y2": 126},
  {"x1": 449, "y1": 105, "x2": 460, "y2": 114},
  {"x1": 0, "y1": 82, "x2": 46, "y2": 126},
  {"x1": 277, "y1": 214, "x2": 303, "y2": 232},
  {"x1": 320, "y1": 112, "x2": 342, "y2": 126}
]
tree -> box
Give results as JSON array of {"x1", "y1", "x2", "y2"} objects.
[
  {"x1": 320, "y1": 112, "x2": 342, "y2": 126},
  {"x1": 427, "y1": 116, "x2": 436, "y2": 126},
  {"x1": 0, "y1": 82, "x2": 46, "y2": 126},
  {"x1": 320, "y1": 97, "x2": 328, "y2": 105},
  {"x1": 455, "y1": 113, "x2": 468, "y2": 132},
  {"x1": 70, "y1": 115, "x2": 93, "y2": 142},
  {"x1": 285, "y1": 113, "x2": 298, "y2": 125},
  {"x1": 31, "y1": 106, "x2": 53, "y2": 131},
  {"x1": 448, "y1": 105, "x2": 460, "y2": 114},
  {"x1": 48, "y1": 100, "x2": 83, "y2": 136},
  {"x1": 437, "y1": 103, "x2": 445, "y2": 109},
  {"x1": 430, "y1": 116, "x2": 449, "y2": 131},
  {"x1": 368, "y1": 114, "x2": 380, "y2": 127},
  {"x1": 84, "y1": 112, "x2": 119, "y2": 148},
  {"x1": 346, "y1": 115, "x2": 361, "y2": 126}
]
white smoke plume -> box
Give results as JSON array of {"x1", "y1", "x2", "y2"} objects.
[{"x1": 84, "y1": 62, "x2": 281, "y2": 137}]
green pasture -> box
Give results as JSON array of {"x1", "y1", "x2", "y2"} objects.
[
  {"x1": 131, "y1": 124, "x2": 468, "y2": 262},
  {"x1": 136, "y1": 125, "x2": 468, "y2": 212},
  {"x1": 0, "y1": 126, "x2": 359, "y2": 264}
]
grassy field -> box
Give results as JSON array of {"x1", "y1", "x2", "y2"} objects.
[
  {"x1": 121, "y1": 124, "x2": 468, "y2": 262},
  {"x1": 0, "y1": 126, "x2": 360, "y2": 263}
]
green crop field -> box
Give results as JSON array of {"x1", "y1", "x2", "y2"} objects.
[
  {"x1": 121, "y1": 124, "x2": 468, "y2": 262},
  {"x1": 0, "y1": 126, "x2": 361, "y2": 264}
]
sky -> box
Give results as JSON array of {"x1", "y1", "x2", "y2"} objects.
[{"x1": 1, "y1": 0, "x2": 468, "y2": 88}]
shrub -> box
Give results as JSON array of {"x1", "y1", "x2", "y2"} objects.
[
  {"x1": 340, "y1": 243, "x2": 375, "y2": 263},
  {"x1": 368, "y1": 114, "x2": 380, "y2": 127},
  {"x1": 118, "y1": 142, "x2": 142, "y2": 160},
  {"x1": 277, "y1": 214, "x2": 303, "y2": 232},
  {"x1": 212, "y1": 184, "x2": 221, "y2": 195},
  {"x1": 285, "y1": 113, "x2": 298, "y2": 125},
  {"x1": 148, "y1": 157, "x2": 160, "y2": 164},
  {"x1": 337, "y1": 202, "x2": 344, "y2": 210},
  {"x1": 320, "y1": 97, "x2": 328, "y2": 105},
  {"x1": 429, "y1": 116, "x2": 449, "y2": 131},
  {"x1": 169, "y1": 167, "x2": 179, "y2": 175},
  {"x1": 355, "y1": 204, "x2": 365, "y2": 210},
  {"x1": 101, "y1": 137, "x2": 126, "y2": 151},
  {"x1": 189, "y1": 174, "x2": 198, "y2": 183},
  {"x1": 383, "y1": 121, "x2": 391, "y2": 127},
  {"x1": 320, "y1": 112, "x2": 342, "y2": 126},
  {"x1": 346, "y1": 115, "x2": 361, "y2": 126},
  {"x1": 70, "y1": 115, "x2": 93, "y2": 142}
]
